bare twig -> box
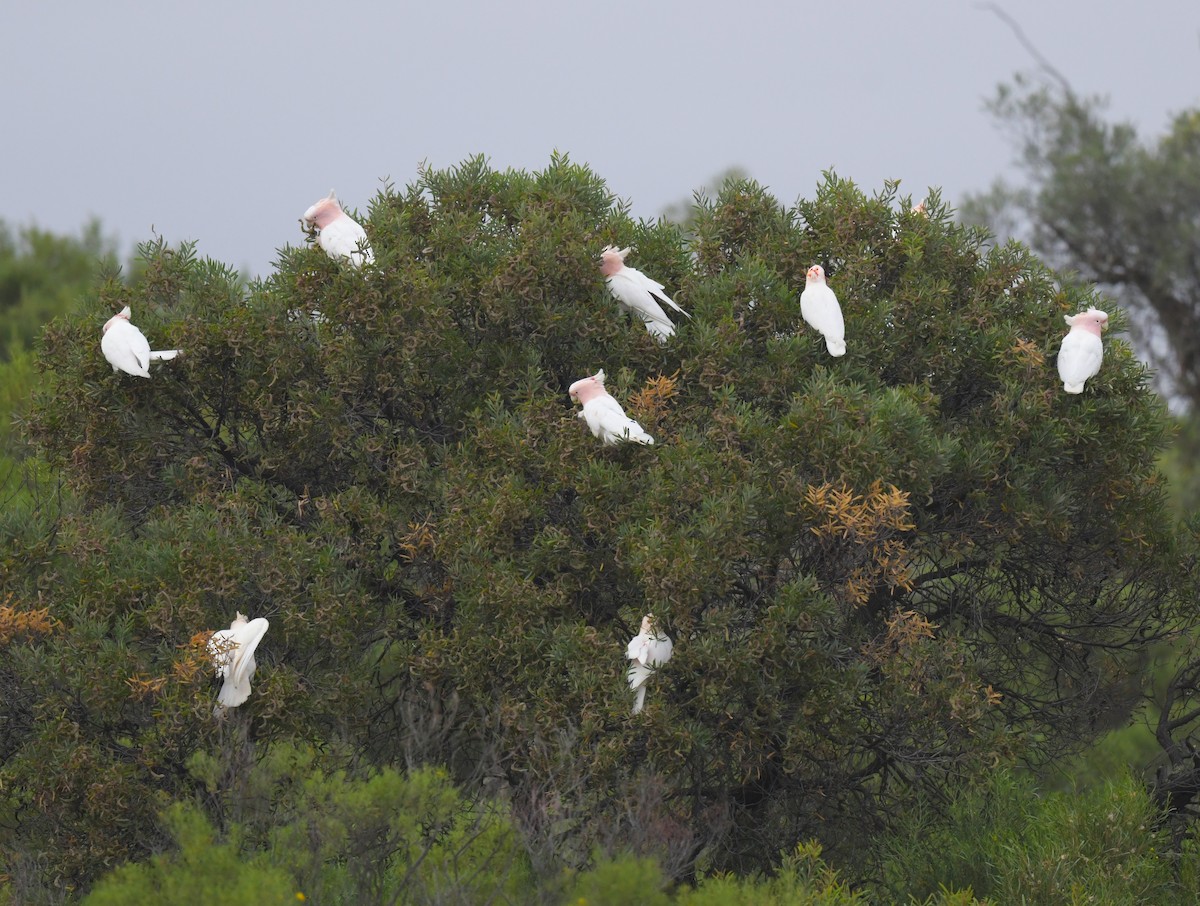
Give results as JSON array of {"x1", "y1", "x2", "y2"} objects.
[{"x1": 975, "y1": 2, "x2": 1075, "y2": 96}]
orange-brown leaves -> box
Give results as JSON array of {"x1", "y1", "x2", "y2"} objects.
[
  {"x1": 803, "y1": 480, "x2": 916, "y2": 604},
  {"x1": 627, "y1": 372, "x2": 679, "y2": 426},
  {"x1": 124, "y1": 673, "x2": 168, "y2": 701},
  {"x1": 0, "y1": 595, "x2": 59, "y2": 644},
  {"x1": 172, "y1": 630, "x2": 216, "y2": 685},
  {"x1": 1004, "y1": 337, "x2": 1046, "y2": 371}
]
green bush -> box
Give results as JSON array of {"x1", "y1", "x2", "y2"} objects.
[{"x1": 878, "y1": 770, "x2": 1181, "y2": 905}]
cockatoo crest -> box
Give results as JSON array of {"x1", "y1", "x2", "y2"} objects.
[
  {"x1": 600, "y1": 245, "x2": 632, "y2": 277},
  {"x1": 1063, "y1": 307, "x2": 1108, "y2": 336},
  {"x1": 102, "y1": 306, "x2": 132, "y2": 333},
  {"x1": 568, "y1": 369, "x2": 607, "y2": 404},
  {"x1": 302, "y1": 189, "x2": 343, "y2": 230}
]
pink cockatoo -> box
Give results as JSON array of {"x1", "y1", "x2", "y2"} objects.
[
  {"x1": 302, "y1": 190, "x2": 374, "y2": 266},
  {"x1": 207, "y1": 612, "x2": 270, "y2": 715},
  {"x1": 100, "y1": 306, "x2": 180, "y2": 377},
  {"x1": 568, "y1": 369, "x2": 654, "y2": 446},
  {"x1": 1057, "y1": 307, "x2": 1108, "y2": 393},
  {"x1": 626, "y1": 614, "x2": 673, "y2": 714},
  {"x1": 600, "y1": 245, "x2": 689, "y2": 342},
  {"x1": 800, "y1": 265, "x2": 846, "y2": 357}
]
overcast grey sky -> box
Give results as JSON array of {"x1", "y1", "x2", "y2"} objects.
[{"x1": 6, "y1": 0, "x2": 1198, "y2": 278}]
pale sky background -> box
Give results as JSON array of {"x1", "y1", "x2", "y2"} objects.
[{"x1": 5, "y1": 0, "x2": 1199, "y2": 279}]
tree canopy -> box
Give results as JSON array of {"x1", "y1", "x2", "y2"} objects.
[
  {"x1": 2, "y1": 155, "x2": 1194, "y2": 896},
  {"x1": 963, "y1": 73, "x2": 1200, "y2": 410}
]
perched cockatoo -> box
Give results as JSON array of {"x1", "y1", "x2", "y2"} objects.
[
  {"x1": 799, "y1": 265, "x2": 846, "y2": 357},
  {"x1": 100, "y1": 306, "x2": 180, "y2": 377},
  {"x1": 600, "y1": 245, "x2": 689, "y2": 342},
  {"x1": 567, "y1": 369, "x2": 654, "y2": 446},
  {"x1": 1057, "y1": 307, "x2": 1108, "y2": 393},
  {"x1": 626, "y1": 614, "x2": 673, "y2": 714},
  {"x1": 301, "y1": 190, "x2": 374, "y2": 266},
  {"x1": 207, "y1": 612, "x2": 270, "y2": 715}
]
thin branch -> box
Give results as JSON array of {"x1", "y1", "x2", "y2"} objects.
[{"x1": 975, "y1": 3, "x2": 1074, "y2": 97}]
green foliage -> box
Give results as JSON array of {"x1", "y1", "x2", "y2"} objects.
[
  {"x1": 3, "y1": 155, "x2": 1195, "y2": 898},
  {"x1": 678, "y1": 843, "x2": 872, "y2": 905},
  {"x1": 878, "y1": 771, "x2": 1181, "y2": 905},
  {"x1": 82, "y1": 803, "x2": 296, "y2": 905},
  {"x1": 0, "y1": 219, "x2": 116, "y2": 361},
  {"x1": 0, "y1": 221, "x2": 113, "y2": 509},
  {"x1": 81, "y1": 746, "x2": 531, "y2": 905},
  {"x1": 81, "y1": 747, "x2": 899, "y2": 906}
]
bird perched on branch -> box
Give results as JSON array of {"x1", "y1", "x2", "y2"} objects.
[
  {"x1": 626, "y1": 614, "x2": 673, "y2": 714},
  {"x1": 600, "y1": 245, "x2": 689, "y2": 342},
  {"x1": 207, "y1": 612, "x2": 270, "y2": 715},
  {"x1": 302, "y1": 190, "x2": 374, "y2": 266},
  {"x1": 101, "y1": 306, "x2": 179, "y2": 377},
  {"x1": 1057, "y1": 307, "x2": 1108, "y2": 393},
  {"x1": 800, "y1": 265, "x2": 846, "y2": 356},
  {"x1": 568, "y1": 369, "x2": 654, "y2": 446}
]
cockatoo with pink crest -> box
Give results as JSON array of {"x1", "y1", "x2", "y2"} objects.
[
  {"x1": 1057, "y1": 307, "x2": 1108, "y2": 393},
  {"x1": 207, "y1": 612, "x2": 270, "y2": 715},
  {"x1": 600, "y1": 245, "x2": 689, "y2": 342},
  {"x1": 302, "y1": 190, "x2": 374, "y2": 266},
  {"x1": 800, "y1": 265, "x2": 846, "y2": 356},
  {"x1": 101, "y1": 306, "x2": 179, "y2": 377},
  {"x1": 626, "y1": 614, "x2": 673, "y2": 714},
  {"x1": 568, "y1": 370, "x2": 654, "y2": 446}
]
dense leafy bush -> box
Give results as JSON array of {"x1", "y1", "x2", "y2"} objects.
[{"x1": 2, "y1": 155, "x2": 1194, "y2": 898}]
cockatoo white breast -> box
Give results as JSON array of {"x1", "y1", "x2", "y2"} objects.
[
  {"x1": 799, "y1": 265, "x2": 846, "y2": 357},
  {"x1": 1057, "y1": 308, "x2": 1108, "y2": 394}
]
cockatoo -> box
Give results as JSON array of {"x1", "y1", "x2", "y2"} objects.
[
  {"x1": 799, "y1": 265, "x2": 846, "y2": 357},
  {"x1": 100, "y1": 306, "x2": 180, "y2": 377},
  {"x1": 600, "y1": 245, "x2": 689, "y2": 342},
  {"x1": 568, "y1": 369, "x2": 654, "y2": 446},
  {"x1": 301, "y1": 190, "x2": 374, "y2": 266},
  {"x1": 1057, "y1": 307, "x2": 1108, "y2": 393},
  {"x1": 626, "y1": 614, "x2": 673, "y2": 714},
  {"x1": 207, "y1": 612, "x2": 270, "y2": 715}
]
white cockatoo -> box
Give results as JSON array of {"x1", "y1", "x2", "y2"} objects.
[
  {"x1": 567, "y1": 370, "x2": 654, "y2": 446},
  {"x1": 799, "y1": 265, "x2": 846, "y2": 357},
  {"x1": 1057, "y1": 307, "x2": 1109, "y2": 393},
  {"x1": 207, "y1": 612, "x2": 270, "y2": 715},
  {"x1": 301, "y1": 190, "x2": 374, "y2": 266},
  {"x1": 600, "y1": 245, "x2": 689, "y2": 342},
  {"x1": 100, "y1": 306, "x2": 180, "y2": 377},
  {"x1": 626, "y1": 614, "x2": 673, "y2": 714}
]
